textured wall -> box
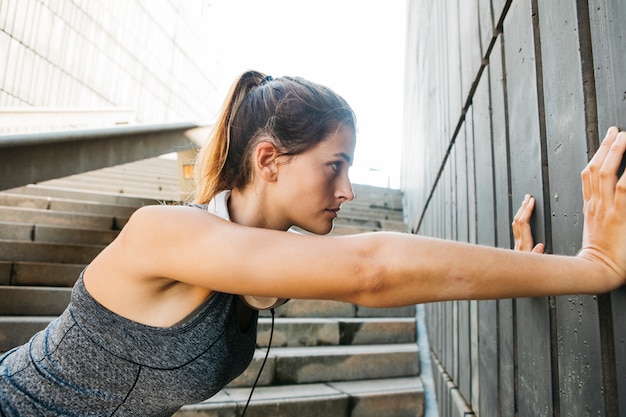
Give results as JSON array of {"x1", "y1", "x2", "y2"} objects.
[
  {"x1": 0, "y1": 0, "x2": 220, "y2": 133},
  {"x1": 402, "y1": 0, "x2": 626, "y2": 415}
]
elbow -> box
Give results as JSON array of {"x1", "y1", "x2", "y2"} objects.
[
  {"x1": 356, "y1": 269, "x2": 387, "y2": 307},
  {"x1": 348, "y1": 235, "x2": 390, "y2": 307}
]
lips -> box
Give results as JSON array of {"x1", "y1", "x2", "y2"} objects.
[{"x1": 326, "y1": 208, "x2": 340, "y2": 219}]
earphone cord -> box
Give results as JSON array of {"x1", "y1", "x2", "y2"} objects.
[{"x1": 241, "y1": 308, "x2": 275, "y2": 417}]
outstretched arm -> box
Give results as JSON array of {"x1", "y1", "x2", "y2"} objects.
[{"x1": 92, "y1": 128, "x2": 626, "y2": 309}]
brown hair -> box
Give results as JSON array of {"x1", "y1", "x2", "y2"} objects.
[{"x1": 192, "y1": 70, "x2": 356, "y2": 204}]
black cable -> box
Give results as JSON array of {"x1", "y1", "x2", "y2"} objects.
[{"x1": 241, "y1": 308, "x2": 275, "y2": 417}]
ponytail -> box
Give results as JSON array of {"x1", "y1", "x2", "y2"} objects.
[
  {"x1": 192, "y1": 70, "x2": 356, "y2": 204},
  {"x1": 193, "y1": 71, "x2": 266, "y2": 203}
]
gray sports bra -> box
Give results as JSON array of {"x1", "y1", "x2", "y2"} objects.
[{"x1": 0, "y1": 200, "x2": 258, "y2": 416}]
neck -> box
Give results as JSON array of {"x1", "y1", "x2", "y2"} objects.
[{"x1": 228, "y1": 186, "x2": 289, "y2": 231}]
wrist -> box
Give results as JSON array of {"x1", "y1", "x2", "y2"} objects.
[{"x1": 576, "y1": 248, "x2": 624, "y2": 294}]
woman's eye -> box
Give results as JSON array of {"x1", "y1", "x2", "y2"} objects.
[{"x1": 330, "y1": 162, "x2": 341, "y2": 172}]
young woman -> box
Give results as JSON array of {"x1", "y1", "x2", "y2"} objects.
[{"x1": 1, "y1": 70, "x2": 625, "y2": 416}]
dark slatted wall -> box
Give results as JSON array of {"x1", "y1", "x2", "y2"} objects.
[{"x1": 401, "y1": 0, "x2": 626, "y2": 415}]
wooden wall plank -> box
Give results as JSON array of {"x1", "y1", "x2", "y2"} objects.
[
  {"x1": 466, "y1": 109, "x2": 477, "y2": 246},
  {"x1": 465, "y1": 106, "x2": 479, "y2": 410},
  {"x1": 472, "y1": 82, "x2": 496, "y2": 249},
  {"x1": 458, "y1": 299, "x2": 471, "y2": 402},
  {"x1": 502, "y1": 0, "x2": 554, "y2": 416},
  {"x1": 478, "y1": 0, "x2": 495, "y2": 57},
  {"x1": 446, "y1": 0, "x2": 463, "y2": 135},
  {"x1": 536, "y1": 0, "x2": 608, "y2": 415},
  {"x1": 588, "y1": 1, "x2": 626, "y2": 414},
  {"x1": 455, "y1": 120, "x2": 471, "y2": 401},
  {"x1": 459, "y1": 0, "x2": 483, "y2": 101},
  {"x1": 493, "y1": 0, "x2": 511, "y2": 27},
  {"x1": 489, "y1": 32, "x2": 517, "y2": 417},
  {"x1": 473, "y1": 64, "x2": 499, "y2": 417},
  {"x1": 498, "y1": 299, "x2": 516, "y2": 417}
]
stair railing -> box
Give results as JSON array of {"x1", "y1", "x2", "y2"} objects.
[{"x1": 0, "y1": 122, "x2": 210, "y2": 191}]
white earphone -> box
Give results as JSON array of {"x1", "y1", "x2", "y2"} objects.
[{"x1": 240, "y1": 295, "x2": 289, "y2": 310}]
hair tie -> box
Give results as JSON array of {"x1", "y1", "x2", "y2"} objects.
[{"x1": 260, "y1": 75, "x2": 273, "y2": 85}]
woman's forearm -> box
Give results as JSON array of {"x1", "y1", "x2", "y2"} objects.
[{"x1": 353, "y1": 232, "x2": 613, "y2": 307}]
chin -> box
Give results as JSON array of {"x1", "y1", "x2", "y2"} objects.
[{"x1": 301, "y1": 221, "x2": 334, "y2": 235}]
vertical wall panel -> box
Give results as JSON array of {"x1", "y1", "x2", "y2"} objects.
[
  {"x1": 537, "y1": 1, "x2": 608, "y2": 415},
  {"x1": 405, "y1": 0, "x2": 626, "y2": 415},
  {"x1": 459, "y1": 0, "x2": 483, "y2": 102},
  {"x1": 455, "y1": 121, "x2": 472, "y2": 402},
  {"x1": 503, "y1": 1, "x2": 554, "y2": 414},
  {"x1": 465, "y1": 109, "x2": 480, "y2": 409},
  {"x1": 446, "y1": 0, "x2": 464, "y2": 138},
  {"x1": 588, "y1": 1, "x2": 626, "y2": 415},
  {"x1": 489, "y1": 33, "x2": 518, "y2": 417},
  {"x1": 473, "y1": 68, "x2": 499, "y2": 417}
]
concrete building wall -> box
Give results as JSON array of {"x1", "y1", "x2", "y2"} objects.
[
  {"x1": 0, "y1": 0, "x2": 220, "y2": 133},
  {"x1": 402, "y1": 0, "x2": 626, "y2": 416}
]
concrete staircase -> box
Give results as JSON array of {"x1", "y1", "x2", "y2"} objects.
[{"x1": 0, "y1": 157, "x2": 424, "y2": 417}]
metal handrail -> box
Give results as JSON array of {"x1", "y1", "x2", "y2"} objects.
[{"x1": 0, "y1": 122, "x2": 211, "y2": 191}]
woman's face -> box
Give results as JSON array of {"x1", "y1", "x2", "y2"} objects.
[{"x1": 273, "y1": 124, "x2": 356, "y2": 234}]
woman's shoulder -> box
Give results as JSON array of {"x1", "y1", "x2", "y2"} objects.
[{"x1": 128, "y1": 203, "x2": 214, "y2": 224}]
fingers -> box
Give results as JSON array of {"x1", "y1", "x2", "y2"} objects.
[
  {"x1": 532, "y1": 243, "x2": 545, "y2": 254},
  {"x1": 581, "y1": 127, "x2": 620, "y2": 203},
  {"x1": 600, "y1": 129, "x2": 626, "y2": 203},
  {"x1": 613, "y1": 132, "x2": 626, "y2": 212},
  {"x1": 512, "y1": 194, "x2": 538, "y2": 252}
]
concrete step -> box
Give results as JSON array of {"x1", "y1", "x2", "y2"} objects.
[
  {"x1": 0, "y1": 222, "x2": 119, "y2": 245},
  {"x1": 46, "y1": 174, "x2": 179, "y2": 194},
  {"x1": 334, "y1": 216, "x2": 383, "y2": 230},
  {"x1": 0, "y1": 206, "x2": 123, "y2": 230},
  {"x1": 346, "y1": 192, "x2": 402, "y2": 203},
  {"x1": 38, "y1": 179, "x2": 180, "y2": 201},
  {"x1": 231, "y1": 344, "x2": 419, "y2": 387},
  {"x1": 380, "y1": 220, "x2": 409, "y2": 233},
  {"x1": 8, "y1": 184, "x2": 168, "y2": 207},
  {"x1": 0, "y1": 192, "x2": 138, "y2": 217},
  {"x1": 0, "y1": 240, "x2": 103, "y2": 265},
  {"x1": 340, "y1": 207, "x2": 404, "y2": 223},
  {"x1": 40, "y1": 156, "x2": 179, "y2": 181},
  {"x1": 256, "y1": 317, "x2": 416, "y2": 347},
  {"x1": 330, "y1": 225, "x2": 380, "y2": 235},
  {"x1": 175, "y1": 377, "x2": 424, "y2": 417},
  {"x1": 62, "y1": 163, "x2": 178, "y2": 178},
  {"x1": 342, "y1": 199, "x2": 403, "y2": 212},
  {"x1": 0, "y1": 316, "x2": 56, "y2": 353},
  {"x1": 59, "y1": 169, "x2": 179, "y2": 186},
  {"x1": 266, "y1": 299, "x2": 415, "y2": 319},
  {"x1": 0, "y1": 261, "x2": 84, "y2": 286},
  {"x1": 332, "y1": 217, "x2": 407, "y2": 233},
  {"x1": 0, "y1": 286, "x2": 71, "y2": 315}
]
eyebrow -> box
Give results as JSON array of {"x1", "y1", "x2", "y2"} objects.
[{"x1": 335, "y1": 152, "x2": 353, "y2": 164}]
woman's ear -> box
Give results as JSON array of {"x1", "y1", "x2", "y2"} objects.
[{"x1": 254, "y1": 141, "x2": 280, "y2": 182}]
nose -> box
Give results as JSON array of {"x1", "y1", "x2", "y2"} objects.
[{"x1": 336, "y1": 173, "x2": 355, "y2": 202}]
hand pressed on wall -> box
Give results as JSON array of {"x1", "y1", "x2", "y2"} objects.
[
  {"x1": 579, "y1": 126, "x2": 626, "y2": 289},
  {"x1": 512, "y1": 194, "x2": 545, "y2": 254}
]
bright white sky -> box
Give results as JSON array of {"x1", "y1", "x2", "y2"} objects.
[{"x1": 202, "y1": 0, "x2": 407, "y2": 189}]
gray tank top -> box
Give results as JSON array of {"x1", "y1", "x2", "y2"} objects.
[
  {"x1": 0, "y1": 197, "x2": 258, "y2": 416},
  {"x1": 0, "y1": 273, "x2": 257, "y2": 416}
]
